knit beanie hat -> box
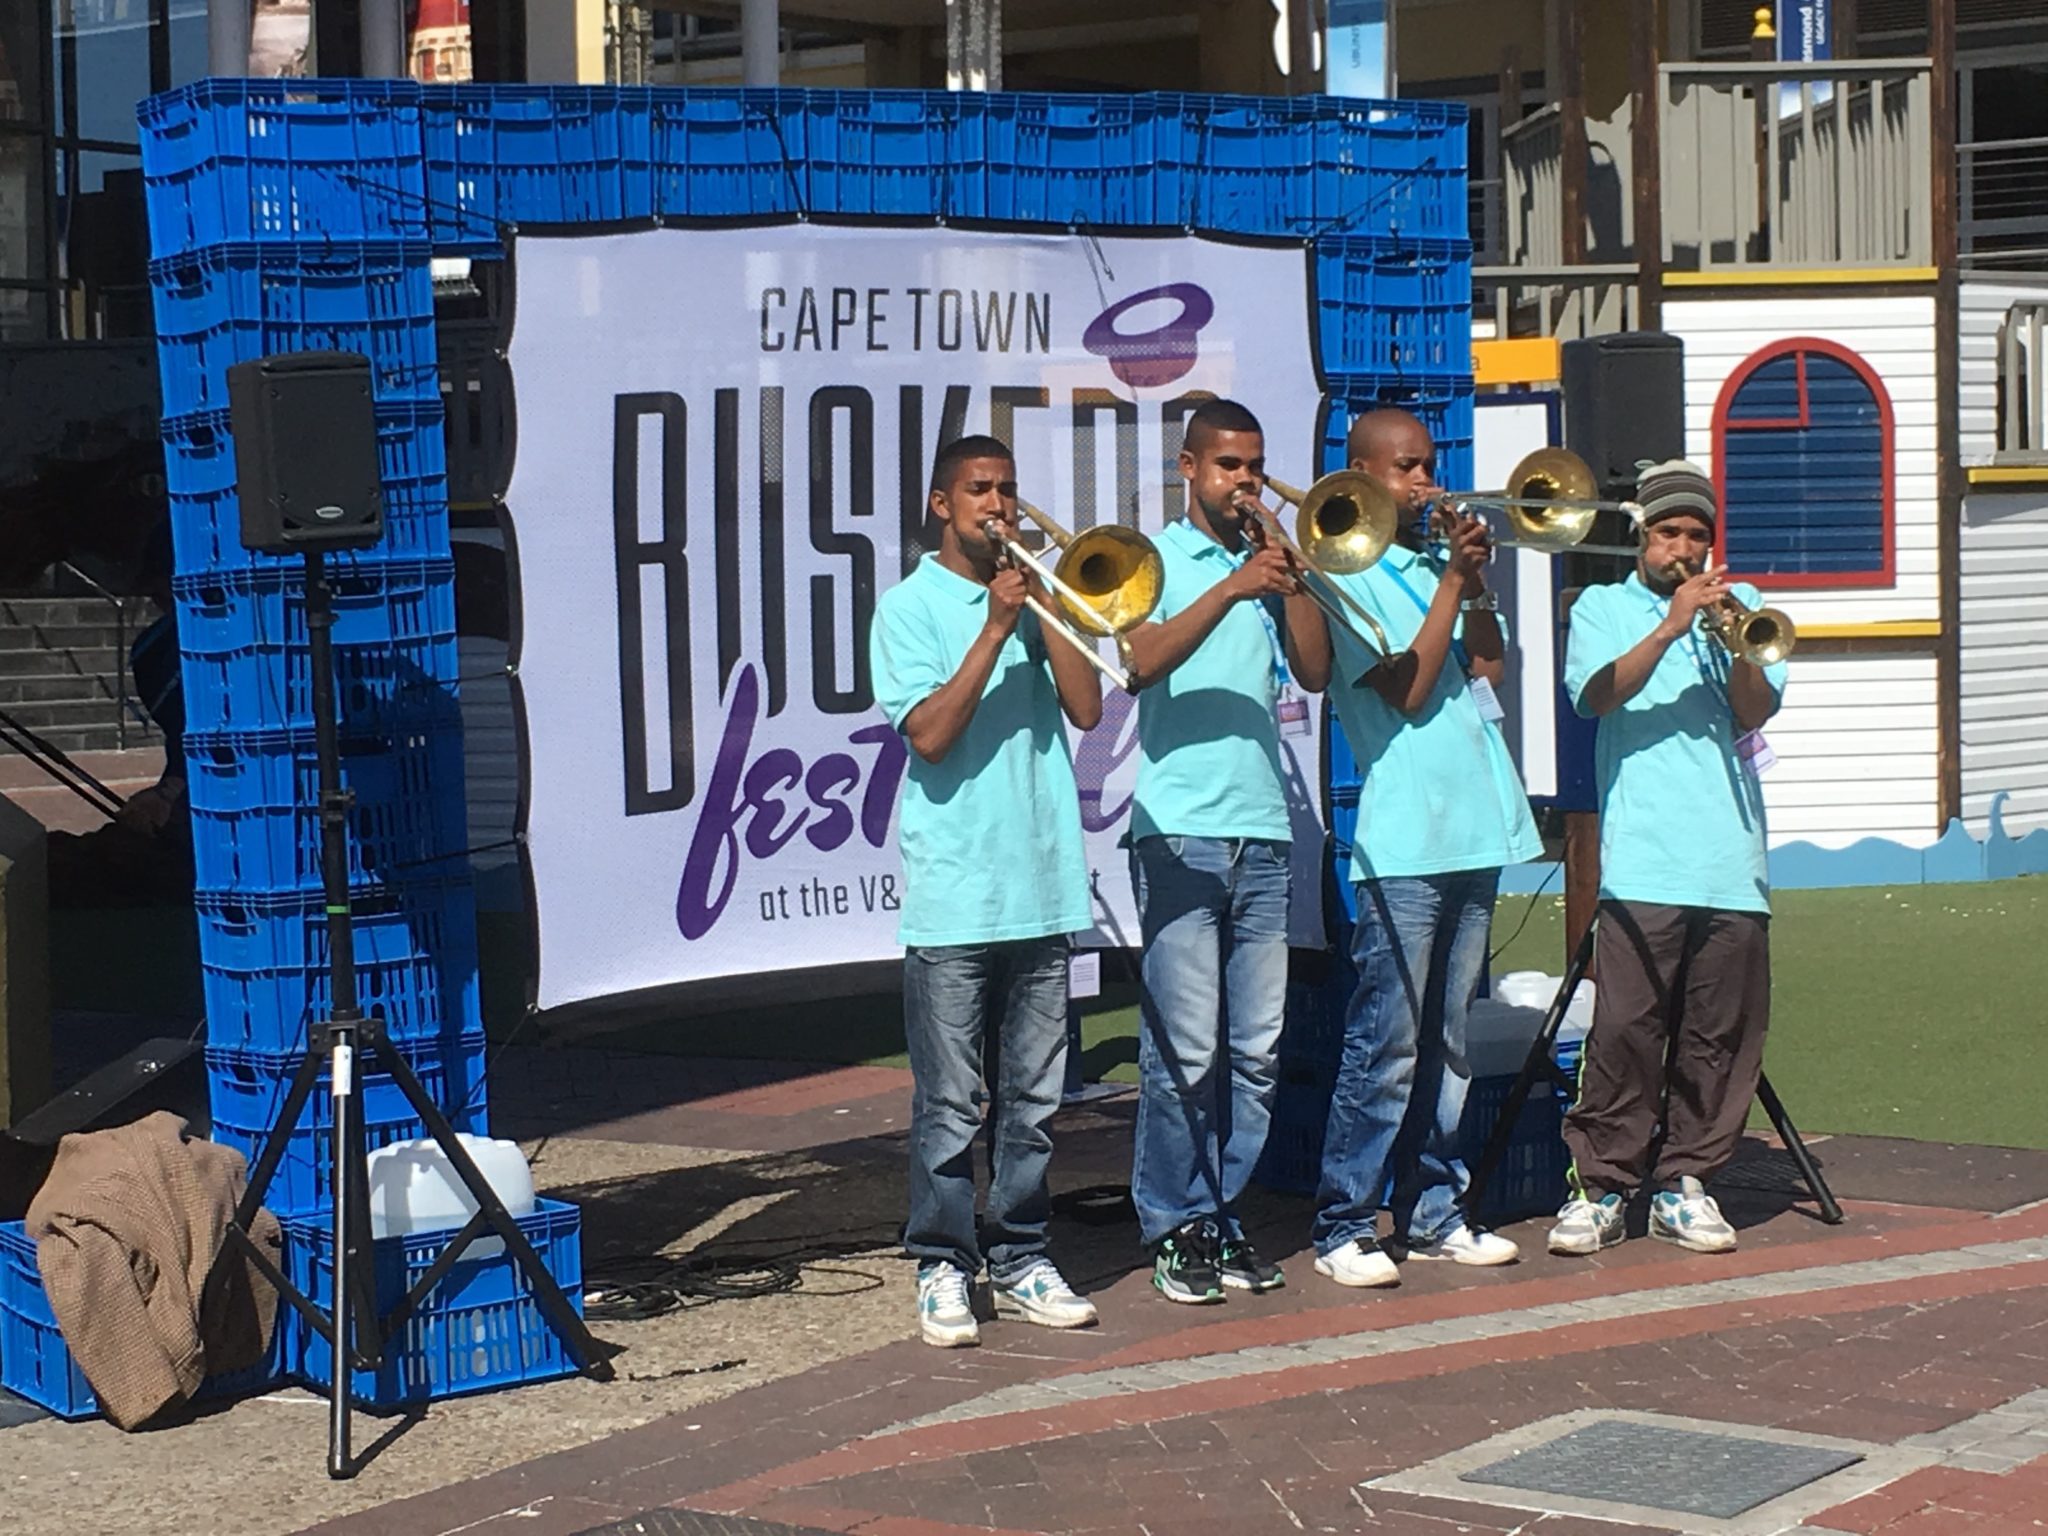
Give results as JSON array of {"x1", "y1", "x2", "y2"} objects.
[{"x1": 1633, "y1": 459, "x2": 1717, "y2": 529}]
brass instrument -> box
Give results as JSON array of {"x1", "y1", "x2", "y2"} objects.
[
  {"x1": 1442, "y1": 447, "x2": 1647, "y2": 558},
  {"x1": 983, "y1": 502, "x2": 1165, "y2": 692},
  {"x1": 1661, "y1": 561, "x2": 1798, "y2": 666},
  {"x1": 1243, "y1": 469, "x2": 1400, "y2": 657}
]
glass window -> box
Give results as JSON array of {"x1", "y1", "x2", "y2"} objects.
[
  {"x1": 52, "y1": 0, "x2": 153, "y2": 146},
  {"x1": 168, "y1": 0, "x2": 211, "y2": 88},
  {"x1": 55, "y1": 146, "x2": 148, "y2": 337}
]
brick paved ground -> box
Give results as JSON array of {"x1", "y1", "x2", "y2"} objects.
[{"x1": 279, "y1": 1042, "x2": 2048, "y2": 1536}]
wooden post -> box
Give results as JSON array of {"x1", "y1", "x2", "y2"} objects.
[
  {"x1": 1559, "y1": 0, "x2": 1588, "y2": 266},
  {"x1": 1752, "y1": 6, "x2": 1776, "y2": 264},
  {"x1": 1932, "y1": 0, "x2": 1962, "y2": 826},
  {"x1": 1496, "y1": 44, "x2": 1522, "y2": 266},
  {"x1": 1835, "y1": 0, "x2": 1860, "y2": 59},
  {"x1": 1288, "y1": 0, "x2": 1317, "y2": 96},
  {"x1": 1629, "y1": 0, "x2": 1663, "y2": 329}
]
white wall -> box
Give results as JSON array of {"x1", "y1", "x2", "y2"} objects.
[
  {"x1": 1959, "y1": 274, "x2": 2048, "y2": 465},
  {"x1": 1665, "y1": 294, "x2": 1939, "y2": 627},
  {"x1": 1959, "y1": 488, "x2": 2048, "y2": 838},
  {"x1": 1762, "y1": 653, "x2": 1942, "y2": 848}
]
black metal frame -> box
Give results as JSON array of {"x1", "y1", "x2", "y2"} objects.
[
  {"x1": 1464, "y1": 909, "x2": 1844, "y2": 1228},
  {"x1": 220, "y1": 550, "x2": 610, "y2": 1481}
]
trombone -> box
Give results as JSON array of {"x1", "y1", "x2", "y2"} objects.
[
  {"x1": 1661, "y1": 561, "x2": 1798, "y2": 666},
  {"x1": 981, "y1": 501, "x2": 1165, "y2": 692},
  {"x1": 1242, "y1": 469, "x2": 1400, "y2": 657},
  {"x1": 1439, "y1": 447, "x2": 1647, "y2": 558}
]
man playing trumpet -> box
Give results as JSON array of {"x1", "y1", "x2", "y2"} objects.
[{"x1": 1552, "y1": 459, "x2": 1790, "y2": 1258}]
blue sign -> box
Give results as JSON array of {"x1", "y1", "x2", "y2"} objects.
[
  {"x1": 1777, "y1": 1, "x2": 1832, "y2": 66},
  {"x1": 1326, "y1": 0, "x2": 1390, "y2": 100}
]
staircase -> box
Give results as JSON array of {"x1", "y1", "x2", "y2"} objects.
[{"x1": 0, "y1": 596, "x2": 157, "y2": 755}]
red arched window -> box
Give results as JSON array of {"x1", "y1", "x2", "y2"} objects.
[{"x1": 1710, "y1": 337, "x2": 1895, "y2": 589}]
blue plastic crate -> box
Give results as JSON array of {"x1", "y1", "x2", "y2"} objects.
[
  {"x1": 1181, "y1": 93, "x2": 1318, "y2": 236},
  {"x1": 208, "y1": 1033, "x2": 488, "y2": 1217},
  {"x1": 149, "y1": 241, "x2": 438, "y2": 421},
  {"x1": 803, "y1": 91, "x2": 955, "y2": 217},
  {"x1": 1, "y1": 1220, "x2": 294, "y2": 1421},
  {"x1": 957, "y1": 93, "x2": 1185, "y2": 225},
  {"x1": 138, "y1": 78, "x2": 430, "y2": 258},
  {"x1": 1254, "y1": 1068, "x2": 1334, "y2": 1198},
  {"x1": 186, "y1": 727, "x2": 469, "y2": 896},
  {"x1": 194, "y1": 880, "x2": 483, "y2": 1054},
  {"x1": 173, "y1": 560, "x2": 458, "y2": 736},
  {"x1": 1314, "y1": 236, "x2": 1473, "y2": 377},
  {"x1": 286, "y1": 1199, "x2": 583, "y2": 1408},
  {"x1": 421, "y1": 85, "x2": 654, "y2": 251},
  {"x1": 163, "y1": 403, "x2": 452, "y2": 574},
  {"x1": 651, "y1": 88, "x2": 806, "y2": 219},
  {"x1": 1308, "y1": 98, "x2": 1469, "y2": 239},
  {"x1": 1320, "y1": 372, "x2": 1476, "y2": 492}
]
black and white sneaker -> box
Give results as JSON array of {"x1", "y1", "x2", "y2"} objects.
[
  {"x1": 1152, "y1": 1220, "x2": 1225, "y2": 1304},
  {"x1": 1218, "y1": 1236, "x2": 1286, "y2": 1292}
]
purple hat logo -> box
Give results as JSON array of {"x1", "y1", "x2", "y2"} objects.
[{"x1": 1082, "y1": 284, "x2": 1215, "y2": 389}]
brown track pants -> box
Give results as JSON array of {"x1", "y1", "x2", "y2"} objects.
[{"x1": 1562, "y1": 899, "x2": 1771, "y2": 1199}]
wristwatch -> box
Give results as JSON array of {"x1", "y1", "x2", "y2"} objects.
[{"x1": 1460, "y1": 590, "x2": 1499, "y2": 614}]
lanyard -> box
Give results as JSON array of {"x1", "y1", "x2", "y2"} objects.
[
  {"x1": 1377, "y1": 553, "x2": 1470, "y2": 672},
  {"x1": 1211, "y1": 536, "x2": 1291, "y2": 689},
  {"x1": 1636, "y1": 583, "x2": 1728, "y2": 692}
]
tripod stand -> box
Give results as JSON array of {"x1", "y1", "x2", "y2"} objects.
[
  {"x1": 222, "y1": 551, "x2": 612, "y2": 1479},
  {"x1": 1464, "y1": 909, "x2": 1842, "y2": 1227}
]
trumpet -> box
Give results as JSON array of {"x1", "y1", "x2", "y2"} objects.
[
  {"x1": 1238, "y1": 468, "x2": 1399, "y2": 657},
  {"x1": 1661, "y1": 561, "x2": 1798, "y2": 666},
  {"x1": 1439, "y1": 447, "x2": 1647, "y2": 558},
  {"x1": 982, "y1": 503, "x2": 1164, "y2": 693}
]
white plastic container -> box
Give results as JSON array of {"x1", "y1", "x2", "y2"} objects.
[
  {"x1": 365, "y1": 1133, "x2": 536, "y2": 1260},
  {"x1": 1478, "y1": 974, "x2": 1600, "y2": 1069}
]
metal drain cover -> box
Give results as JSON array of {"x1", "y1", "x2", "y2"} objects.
[{"x1": 1461, "y1": 1418, "x2": 1863, "y2": 1518}]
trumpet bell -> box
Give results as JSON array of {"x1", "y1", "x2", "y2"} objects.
[
  {"x1": 1290, "y1": 470, "x2": 1400, "y2": 576},
  {"x1": 1734, "y1": 607, "x2": 1797, "y2": 667},
  {"x1": 1500, "y1": 446, "x2": 1602, "y2": 551},
  {"x1": 1052, "y1": 525, "x2": 1164, "y2": 635}
]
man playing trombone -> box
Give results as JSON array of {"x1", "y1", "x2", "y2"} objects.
[
  {"x1": 870, "y1": 434, "x2": 1105, "y2": 1346},
  {"x1": 1551, "y1": 459, "x2": 1789, "y2": 1259},
  {"x1": 1309, "y1": 408, "x2": 1540, "y2": 1287},
  {"x1": 1121, "y1": 398, "x2": 1331, "y2": 1304}
]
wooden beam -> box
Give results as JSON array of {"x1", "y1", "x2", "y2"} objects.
[
  {"x1": 1558, "y1": 0, "x2": 1587, "y2": 265},
  {"x1": 1629, "y1": 0, "x2": 1663, "y2": 328},
  {"x1": 1496, "y1": 43, "x2": 1521, "y2": 266}
]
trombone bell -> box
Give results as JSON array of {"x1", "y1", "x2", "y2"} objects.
[
  {"x1": 1052, "y1": 525, "x2": 1165, "y2": 636},
  {"x1": 1502, "y1": 447, "x2": 1602, "y2": 551},
  {"x1": 1266, "y1": 470, "x2": 1400, "y2": 575}
]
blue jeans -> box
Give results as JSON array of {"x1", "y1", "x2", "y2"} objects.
[
  {"x1": 1129, "y1": 835, "x2": 1290, "y2": 1248},
  {"x1": 1312, "y1": 868, "x2": 1499, "y2": 1255},
  {"x1": 902, "y1": 936, "x2": 1070, "y2": 1283}
]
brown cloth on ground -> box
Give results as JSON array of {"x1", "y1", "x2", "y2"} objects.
[{"x1": 25, "y1": 1110, "x2": 282, "y2": 1429}]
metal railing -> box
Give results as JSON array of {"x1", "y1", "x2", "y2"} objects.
[
  {"x1": 1998, "y1": 301, "x2": 2048, "y2": 461},
  {"x1": 1661, "y1": 60, "x2": 1932, "y2": 271},
  {"x1": 1962, "y1": 135, "x2": 2048, "y2": 268},
  {"x1": 1473, "y1": 264, "x2": 1640, "y2": 341},
  {"x1": 51, "y1": 560, "x2": 140, "y2": 751}
]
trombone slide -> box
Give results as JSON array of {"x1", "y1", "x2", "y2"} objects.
[{"x1": 987, "y1": 523, "x2": 1134, "y2": 691}]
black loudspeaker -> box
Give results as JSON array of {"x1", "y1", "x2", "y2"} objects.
[
  {"x1": 0, "y1": 1039, "x2": 207, "y2": 1218},
  {"x1": 1561, "y1": 332, "x2": 1687, "y2": 496},
  {"x1": 228, "y1": 351, "x2": 384, "y2": 554}
]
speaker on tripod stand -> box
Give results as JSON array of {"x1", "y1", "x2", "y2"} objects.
[{"x1": 220, "y1": 351, "x2": 609, "y2": 1480}]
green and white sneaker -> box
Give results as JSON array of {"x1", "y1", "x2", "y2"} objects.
[
  {"x1": 994, "y1": 1260, "x2": 1099, "y2": 1329},
  {"x1": 1548, "y1": 1192, "x2": 1626, "y2": 1256},
  {"x1": 1650, "y1": 1177, "x2": 1738, "y2": 1254},
  {"x1": 916, "y1": 1262, "x2": 980, "y2": 1347},
  {"x1": 1218, "y1": 1236, "x2": 1286, "y2": 1292},
  {"x1": 1152, "y1": 1221, "x2": 1225, "y2": 1304}
]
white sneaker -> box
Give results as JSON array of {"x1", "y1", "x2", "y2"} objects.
[
  {"x1": 1405, "y1": 1226, "x2": 1520, "y2": 1266},
  {"x1": 917, "y1": 1263, "x2": 980, "y2": 1347},
  {"x1": 994, "y1": 1259, "x2": 1099, "y2": 1329},
  {"x1": 1650, "y1": 1177, "x2": 1738, "y2": 1254},
  {"x1": 1312, "y1": 1240, "x2": 1401, "y2": 1288},
  {"x1": 1548, "y1": 1192, "x2": 1626, "y2": 1256}
]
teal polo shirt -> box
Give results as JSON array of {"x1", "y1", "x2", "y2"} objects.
[
  {"x1": 1323, "y1": 544, "x2": 1542, "y2": 881},
  {"x1": 1128, "y1": 517, "x2": 1292, "y2": 843},
  {"x1": 870, "y1": 554, "x2": 1092, "y2": 948},
  {"x1": 1564, "y1": 573, "x2": 1789, "y2": 915}
]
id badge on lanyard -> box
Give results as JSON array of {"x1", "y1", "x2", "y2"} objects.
[
  {"x1": 1382, "y1": 557, "x2": 1502, "y2": 721},
  {"x1": 1646, "y1": 587, "x2": 1776, "y2": 776}
]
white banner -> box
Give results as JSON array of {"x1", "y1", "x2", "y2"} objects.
[{"x1": 508, "y1": 227, "x2": 1327, "y2": 1008}]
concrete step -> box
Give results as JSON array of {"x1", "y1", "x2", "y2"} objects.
[
  {"x1": 0, "y1": 622, "x2": 129, "y2": 653},
  {"x1": 0, "y1": 598, "x2": 132, "y2": 630},
  {"x1": 0, "y1": 697, "x2": 145, "y2": 733},
  {"x1": 0, "y1": 646, "x2": 126, "y2": 678},
  {"x1": 0, "y1": 721, "x2": 156, "y2": 755},
  {"x1": 0, "y1": 674, "x2": 126, "y2": 705}
]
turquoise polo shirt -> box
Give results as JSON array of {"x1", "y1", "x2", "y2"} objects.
[
  {"x1": 1128, "y1": 517, "x2": 1292, "y2": 843},
  {"x1": 1564, "y1": 573, "x2": 1789, "y2": 915},
  {"x1": 870, "y1": 554, "x2": 1092, "y2": 947},
  {"x1": 1323, "y1": 543, "x2": 1542, "y2": 881}
]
